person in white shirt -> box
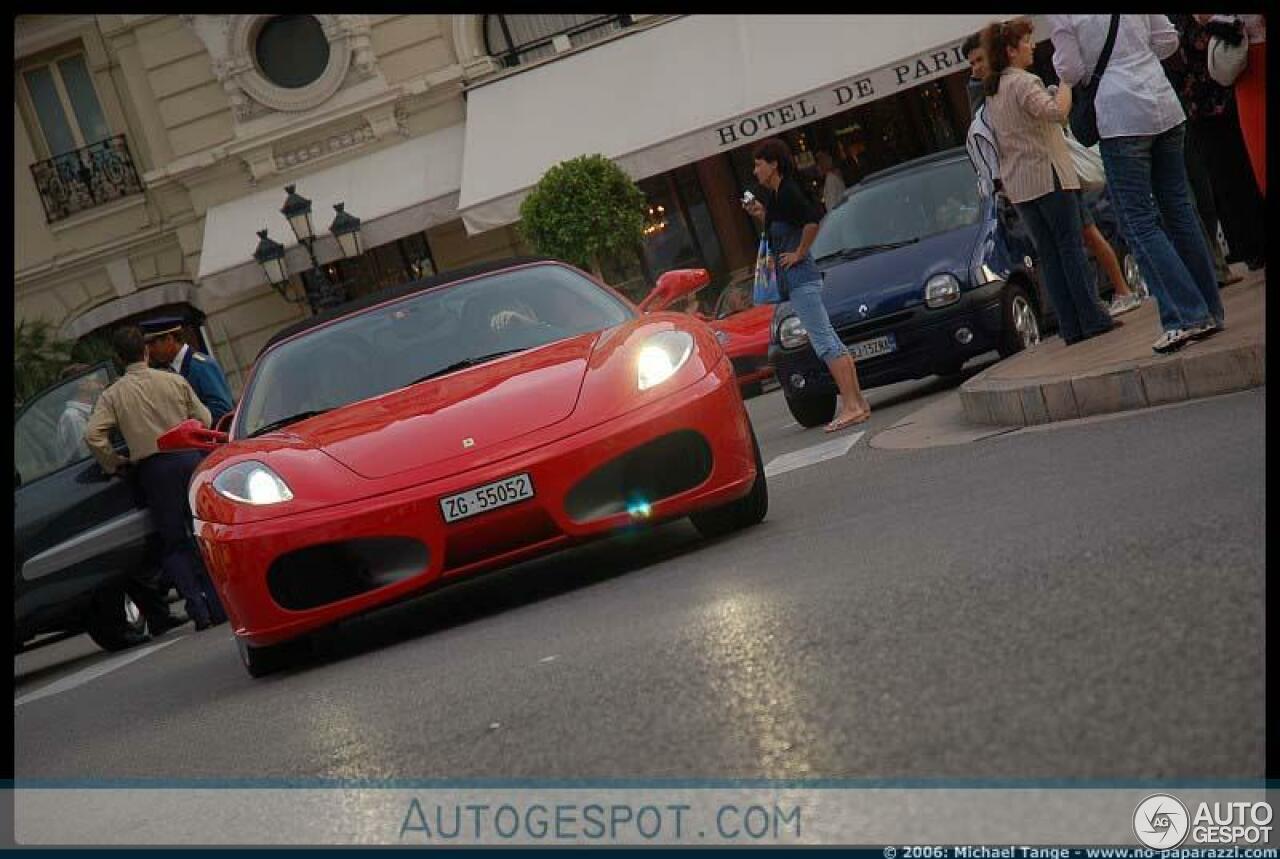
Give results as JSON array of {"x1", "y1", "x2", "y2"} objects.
[
  {"x1": 56, "y1": 365, "x2": 102, "y2": 464},
  {"x1": 815, "y1": 151, "x2": 847, "y2": 213},
  {"x1": 1051, "y1": 14, "x2": 1224, "y2": 355}
]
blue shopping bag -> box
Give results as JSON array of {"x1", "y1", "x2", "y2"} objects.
[{"x1": 751, "y1": 233, "x2": 782, "y2": 305}]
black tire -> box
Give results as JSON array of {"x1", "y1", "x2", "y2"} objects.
[
  {"x1": 998, "y1": 283, "x2": 1042, "y2": 358},
  {"x1": 85, "y1": 585, "x2": 151, "y2": 652},
  {"x1": 784, "y1": 390, "x2": 837, "y2": 428},
  {"x1": 690, "y1": 426, "x2": 768, "y2": 539},
  {"x1": 237, "y1": 636, "x2": 300, "y2": 678}
]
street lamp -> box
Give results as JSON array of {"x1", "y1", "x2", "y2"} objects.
[
  {"x1": 252, "y1": 229, "x2": 290, "y2": 292},
  {"x1": 329, "y1": 203, "x2": 363, "y2": 260},
  {"x1": 251, "y1": 184, "x2": 365, "y2": 314}
]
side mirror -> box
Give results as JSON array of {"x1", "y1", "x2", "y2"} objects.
[
  {"x1": 638, "y1": 268, "x2": 712, "y2": 314},
  {"x1": 157, "y1": 419, "x2": 228, "y2": 452},
  {"x1": 215, "y1": 411, "x2": 235, "y2": 434}
]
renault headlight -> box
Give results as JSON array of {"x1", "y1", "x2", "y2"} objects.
[
  {"x1": 925, "y1": 273, "x2": 961, "y2": 308},
  {"x1": 637, "y1": 330, "x2": 694, "y2": 391},
  {"x1": 778, "y1": 314, "x2": 809, "y2": 349},
  {"x1": 213, "y1": 460, "x2": 294, "y2": 506}
]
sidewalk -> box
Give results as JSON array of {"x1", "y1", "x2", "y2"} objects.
[{"x1": 959, "y1": 268, "x2": 1266, "y2": 427}]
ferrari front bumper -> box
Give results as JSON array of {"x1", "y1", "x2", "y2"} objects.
[{"x1": 196, "y1": 358, "x2": 756, "y2": 646}]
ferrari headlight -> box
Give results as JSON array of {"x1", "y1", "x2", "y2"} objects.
[
  {"x1": 925, "y1": 273, "x2": 961, "y2": 308},
  {"x1": 212, "y1": 460, "x2": 294, "y2": 506},
  {"x1": 778, "y1": 314, "x2": 809, "y2": 349},
  {"x1": 637, "y1": 330, "x2": 694, "y2": 391}
]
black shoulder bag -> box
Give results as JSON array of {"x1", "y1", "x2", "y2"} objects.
[{"x1": 1068, "y1": 14, "x2": 1120, "y2": 147}]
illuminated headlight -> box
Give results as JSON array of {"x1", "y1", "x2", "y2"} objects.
[
  {"x1": 637, "y1": 330, "x2": 694, "y2": 391},
  {"x1": 778, "y1": 314, "x2": 809, "y2": 349},
  {"x1": 925, "y1": 273, "x2": 961, "y2": 308},
  {"x1": 212, "y1": 460, "x2": 294, "y2": 506}
]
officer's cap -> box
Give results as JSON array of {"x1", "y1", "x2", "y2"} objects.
[{"x1": 140, "y1": 316, "x2": 185, "y2": 340}]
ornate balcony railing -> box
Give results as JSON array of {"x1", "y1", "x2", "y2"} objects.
[{"x1": 29, "y1": 135, "x2": 144, "y2": 224}]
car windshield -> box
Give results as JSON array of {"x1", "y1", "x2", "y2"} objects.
[
  {"x1": 714, "y1": 280, "x2": 755, "y2": 319},
  {"x1": 811, "y1": 158, "x2": 982, "y2": 261},
  {"x1": 237, "y1": 264, "x2": 633, "y2": 438}
]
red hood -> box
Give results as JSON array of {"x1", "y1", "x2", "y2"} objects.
[
  {"x1": 278, "y1": 333, "x2": 598, "y2": 479},
  {"x1": 710, "y1": 305, "x2": 772, "y2": 358},
  {"x1": 711, "y1": 304, "x2": 772, "y2": 337}
]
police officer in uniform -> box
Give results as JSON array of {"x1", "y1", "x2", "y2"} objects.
[
  {"x1": 84, "y1": 325, "x2": 228, "y2": 630},
  {"x1": 140, "y1": 316, "x2": 235, "y2": 426}
]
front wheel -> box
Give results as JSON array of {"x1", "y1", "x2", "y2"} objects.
[
  {"x1": 998, "y1": 284, "x2": 1041, "y2": 358},
  {"x1": 783, "y1": 390, "x2": 837, "y2": 428},
  {"x1": 690, "y1": 426, "x2": 768, "y2": 539},
  {"x1": 85, "y1": 586, "x2": 150, "y2": 652},
  {"x1": 1122, "y1": 251, "x2": 1149, "y2": 299},
  {"x1": 237, "y1": 636, "x2": 303, "y2": 678}
]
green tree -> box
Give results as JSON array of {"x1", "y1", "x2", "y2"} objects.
[
  {"x1": 13, "y1": 322, "x2": 118, "y2": 410},
  {"x1": 518, "y1": 154, "x2": 646, "y2": 281},
  {"x1": 13, "y1": 319, "x2": 72, "y2": 407}
]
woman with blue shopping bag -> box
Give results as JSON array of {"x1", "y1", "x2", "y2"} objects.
[{"x1": 744, "y1": 138, "x2": 871, "y2": 432}]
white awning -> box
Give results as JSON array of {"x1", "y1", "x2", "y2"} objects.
[
  {"x1": 459, "y1": 14, "x2": 1040, "y2": 235},
  {"x1": 197, "y1": 123, "x2": 465, "y2": 297}
]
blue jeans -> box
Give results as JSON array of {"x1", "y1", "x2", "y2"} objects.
[
  {"x1": 1100, "y1": 123, "x2": 1223, "y2": 332},
  {"x1": 789, "y1": 278, "x2": 848, "y2": 364},
  {"x1": 1014, "y1": 189, "x2": 1113, "y2": 343}
]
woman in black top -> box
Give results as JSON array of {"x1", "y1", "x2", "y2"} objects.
[{"x1": 743, "y1": 138, "x2": 871, "y2": 431}]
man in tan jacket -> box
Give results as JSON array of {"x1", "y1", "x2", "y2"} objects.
[{"x1": 85, "y1": 326, "x2": 226, "y2": 630}]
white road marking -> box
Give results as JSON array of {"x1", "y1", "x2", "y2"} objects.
[
  {"x1": 764, "y1": 431, "x2": 865, "y2": 478},
  {"x1": 14, "y1": 638, "x2": 182, "y2": 708},
  {"x1": 780, "y1": 422, "x2": 798, "y2": 430}
]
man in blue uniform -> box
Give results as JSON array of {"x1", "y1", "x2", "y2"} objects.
[{"x1": 140, "y1": 317, "x2": 235, "y2": 426}]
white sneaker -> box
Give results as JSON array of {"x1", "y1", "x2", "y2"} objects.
[
  {"x1": 1109, "y1": 294, "x2": 1142, "y2": 317},
  {"x1": 1152, "y1": 328, "x2": 1192, "y2": 354},
  {"x1": 1186, "y1": 320, "x2": 1222, "y2": 341}
]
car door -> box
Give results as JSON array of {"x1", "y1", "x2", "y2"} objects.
[{"x1": 13, "y1": 363, "x2": 155, "y2": 639}]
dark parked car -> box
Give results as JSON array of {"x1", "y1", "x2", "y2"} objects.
[
  {"x1": 14, "y1": 362, "x2": 162, "y2": 652},
  {"x1": 768, "y1": 147, "x2": 1144, "y2": 427}
]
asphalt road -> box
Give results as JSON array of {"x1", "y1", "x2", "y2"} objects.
[{"x1": 13, "y1": 371, "x2": 1265, "y2": 781}]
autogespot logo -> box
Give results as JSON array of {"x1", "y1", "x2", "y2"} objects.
[{"x1": 1134, "y1": 794, "x2": 1190, "y2": 849}]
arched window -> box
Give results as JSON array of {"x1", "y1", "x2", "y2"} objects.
[{"x1": 483, "y1": 15, "x2": 633, "y2": 68}]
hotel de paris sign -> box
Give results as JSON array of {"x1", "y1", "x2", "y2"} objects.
[{"x1": 711, "y1": 40, "x2": 971, "y2": 149}]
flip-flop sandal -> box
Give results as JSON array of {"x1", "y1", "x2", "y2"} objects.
[{"x1": 824, "y1": 411, "x2": 870, "y2": 433}]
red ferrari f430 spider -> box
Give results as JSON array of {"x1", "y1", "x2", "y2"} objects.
[{"x1": 159, "y1": 258, "x2": 767, "y2": 676}]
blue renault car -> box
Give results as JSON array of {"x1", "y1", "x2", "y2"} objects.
[{"x1": 769, "y1": 146, "x2": 1143, "y2": 427}]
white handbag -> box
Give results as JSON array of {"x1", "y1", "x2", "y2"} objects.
[
  {"x1": 1208, "y1": 26, "x2": 1249, "y2": 86},
  {"x1": 1063, "y1": 130, "x2": 1106, "y2": 192}
]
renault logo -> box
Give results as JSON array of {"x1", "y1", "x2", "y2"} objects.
[
  {"x1": 859, "y1": 304, "x2": 869, "y2": 317},
  {"x1": 462, "y1": 437, "x2": 475, "y2": 449}
]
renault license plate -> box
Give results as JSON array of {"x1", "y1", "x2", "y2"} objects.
[
  {"x1": 441, "y1": 473, "x2": 535, "y2": 523},
  {"x1": 849, "y1": 334, "x2": 896, "y2": 361}
]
